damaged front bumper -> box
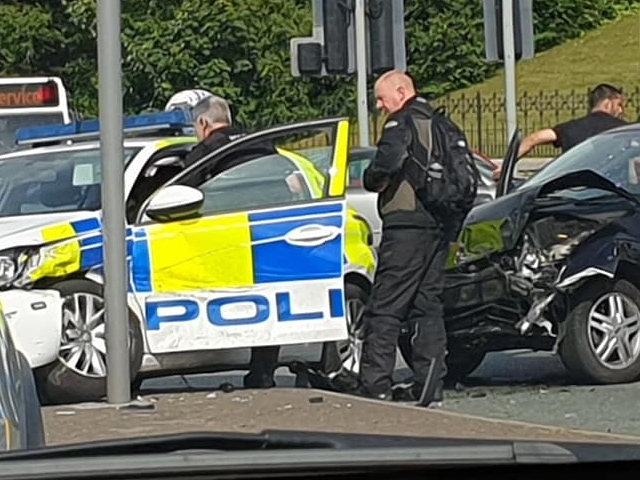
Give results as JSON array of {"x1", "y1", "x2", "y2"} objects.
[
  {"x1": 0, "y1": 289, "x2": 63, "y2": 369},
  {"x1": 445, "y1": 261, "x2": 617, "y2": 344}
]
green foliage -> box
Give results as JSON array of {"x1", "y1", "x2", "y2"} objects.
[
  {"x1": 54, "y1": 0, "x2": 358, "y2": 129},
  {"x1": 0, "y1": 0, "x2": 638, "y2": 129},
  {"x1": 403, "y1": 1, "x2": 496, "y2": 98},
  {"x1": 531, "y1": 0, "x2": 639, "y2": 50},
  {"x1": 404, "y1": 0, "x2": 640, "y2": 99},
  {"x1": 0, "y1": 1, "x2": 66, "y2": 75}
]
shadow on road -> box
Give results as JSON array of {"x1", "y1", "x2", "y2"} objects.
[
  {"x1": 135, "y1": 350, "x2": 579, "y2": 398},
  {"x1": 134, "y1": 349, "x2": 624, "y2": 400}
]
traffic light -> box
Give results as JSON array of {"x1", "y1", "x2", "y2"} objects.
[
  {"x1": 290, "y1": 38, "x2": 324, "y2": 76},
  {"x1": 494, "y1": 0, "x2": 524, "y2": 60},
  {"x1": 367, "y1": 0, "x2": 395, "y2": 74},
  {"x1": 322, "y1": 0, "x2": 352, "y2": 73},
  {"x1": 298, "y1": 42, "x2": 324, "y2": 75},
  {"x1": 483, "y1": 0, "x2": 535, "y2": 62},
  {"x1": 290, "y1": 0, "x2": 405, "y2": 78}
]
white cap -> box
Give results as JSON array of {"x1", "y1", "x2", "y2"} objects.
[{"x1": 164, "y1": 89, "x2": 214, "y2": 111}]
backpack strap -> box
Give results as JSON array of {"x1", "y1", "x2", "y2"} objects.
[{"x1": 404, "y1": 99, "x2": 436, "y2": 165}]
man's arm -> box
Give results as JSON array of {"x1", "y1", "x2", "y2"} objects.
[
  {"x1": 517, "y1": 128, "x2": 558, "y2": 158},
  {"x1": 493, "y1": 127, "x2": 559, "y2": 181},
  {"x1": 363, "y1": 117, "x2": 410, "y2": 193}
]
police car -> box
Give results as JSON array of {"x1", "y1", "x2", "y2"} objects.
[{"x1": 0, "y1": 111, "x2": 376, "y2": 404}]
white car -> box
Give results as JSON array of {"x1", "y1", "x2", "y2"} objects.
[
  {"x1": 304, "y1": 146, "x2": 499, "y2": 248},
  {"x1": 0, "y1": 112, "x2": 375, "y2": 404}
]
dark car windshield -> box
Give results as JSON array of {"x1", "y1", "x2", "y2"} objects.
[
  {"x1": 0, "y1": 147, "x2": 140, "y2": 217},
  {"x1": 518, "y1": 128, "x2": 640, "y2": 196}
]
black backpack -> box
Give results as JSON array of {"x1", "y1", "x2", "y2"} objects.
[{"x1": 403, "y1": 99, "x2": 480, "y2": 221}]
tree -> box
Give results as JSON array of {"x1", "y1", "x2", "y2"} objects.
[
  {"x1": 0, "y1": 0, "x2": 637, "y2": 128},
  {"x1": 59, "y1": 0, "x2": 358, "y2": 128}
]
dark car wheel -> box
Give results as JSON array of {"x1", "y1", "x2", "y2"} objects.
[
  {"x1": 307, "y1": 282, "x2": 367, "y2": 392},
  {"x1": 35, "y1": 278, "x2": 144, "y2": 405},
  {"x1": 398, "y1": 331, "x2": 486, "y2": 385},
  {"x1": 559, "y1": 278, "x2": 640, "y2": 384}
]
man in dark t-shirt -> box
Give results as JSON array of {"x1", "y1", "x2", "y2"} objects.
[
  {"x1": 494, "y1": 84, "x2": 627, "y2": 180},
  {"x1": 549, "y1": 109, "x2": 627, "y2": 153}
]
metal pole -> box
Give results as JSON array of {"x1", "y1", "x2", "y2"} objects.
[
  {"x1": 502, "y1": 0, "x2": 517, "y2": 140},
  {"x1": 97, "y1": 0, "x2": 131, "y2": 404},
  {"x1": 355, "y1": 0, "x2": 370, "y2": 147}
]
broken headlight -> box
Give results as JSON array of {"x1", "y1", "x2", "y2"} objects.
[{"x1": 0, "y1": 249, "x2": 41, "y2": 289}]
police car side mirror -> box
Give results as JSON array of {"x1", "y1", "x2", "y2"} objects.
[{"x1": 145, "y1": 185, "x2": 204, "y2": 223}]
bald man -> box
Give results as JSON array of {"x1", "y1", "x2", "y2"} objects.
[{"x1": 357, "y1": 70, "x2": 449, "y2": 408}]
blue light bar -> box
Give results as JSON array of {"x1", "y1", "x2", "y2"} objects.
[{"x1": 14, "y1": 109, "x2": 195, "y2": 146}]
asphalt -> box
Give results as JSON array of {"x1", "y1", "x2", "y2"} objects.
[
  {"x1": 439, "y1": 350, "x2": 640, "y2": 438},
  {"x1": 42, "y1": 388, "x2": 640, "y2": 447},
  {"x1": 41, "y1": 348, "x2": 640, "y2": 447}
]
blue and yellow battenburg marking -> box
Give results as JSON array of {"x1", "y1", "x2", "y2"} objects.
[
  {"x1": 34, "y1": 201, "x2": 347, "y2": 294},
  {"x1": 141, "y1": 201, "x2": 345, "y2": 293},
  {"x1": 32, "y1": 216, "x2": 142, "y2": 291},
  {"x1": 249, "y1": 202, "x2": 344, "y2": 284}
]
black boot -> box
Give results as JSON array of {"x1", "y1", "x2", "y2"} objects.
[
  {"x1": 392, "y1": 356, "x2": 445, "y2": 407},
  {"x1": 243, "y1": 371, "x2": 276, "y2": 389},
  {"x1": 416, "y1": 355, "x2": 445, "y2": 407}
]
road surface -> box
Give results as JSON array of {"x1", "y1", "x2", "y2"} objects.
[
  {"x1": 133, "y1": 349, "x2": 640, "y2": 438},
  {"x1": 43, "y1": 349, "x2": 640, "y2": 446}
]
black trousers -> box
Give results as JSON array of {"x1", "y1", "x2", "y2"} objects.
[
  {"x1": 359, "y1": 226, "x2": 448, "y2": 396},
  {"x1": 249, "y1": 346, "x2": 280, "y2": 374}
]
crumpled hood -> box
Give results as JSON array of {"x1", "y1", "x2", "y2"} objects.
[
  {"x1": 0, "y1": 211, "x2": 98, "y2": 251},
  {"x1": 451, "y1": 169, "x2": 638, "y2": 266}
]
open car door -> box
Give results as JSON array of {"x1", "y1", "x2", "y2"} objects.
[
  {"x1": 131, "y1": 118, "x2": 351, "y2": 354},
  {"x1": 496, "y1": 128, "x2": 523, "y2": 198}
]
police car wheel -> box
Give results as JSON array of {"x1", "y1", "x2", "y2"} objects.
[
  {"x1": 307, "y1": 282, "x2": 367, "y2": 392},
  {"x1": 35, "y1": 279, "x2": 144, "y2": 405}
]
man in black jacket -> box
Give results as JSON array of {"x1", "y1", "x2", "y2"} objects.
[
  {"x1": 357, "y1": 70, "x2": 451, "y2": 407},
  {"x1": 182, "y1": 96, "x2": 244, "y2": 165}
]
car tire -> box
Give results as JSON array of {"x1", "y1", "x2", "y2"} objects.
[
  {"x1": 307, "y1": 282, "x2": 367, "y2": 392},
  {"x1": 398, "y1": 330, "x2": 485, "y2": 384},
  {"x1": 559, "y1": 278, "x2": 640, "y2": 384},
  {"x1": 35, "y1": 278, "x2": 144, "y2": 405},
  {"x1": 443, "y1": 350, "x2": 486, "y2": 384}
]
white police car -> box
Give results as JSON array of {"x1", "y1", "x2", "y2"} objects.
[{"x1": 0, "y1": 111, "x2": 375, "y2": 404}]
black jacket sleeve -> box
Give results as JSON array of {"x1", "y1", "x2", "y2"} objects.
[{"x1": 362, "y1": 115, "x2": 411, "y2": 192}]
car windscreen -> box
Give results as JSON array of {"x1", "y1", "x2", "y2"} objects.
[
  {"x1": 518, "y1": 129, "x2": 640, "y2": 196},
  {"x1": 0, "y1": 147, "x2": 140, "y2": 217},
  {"x1": 0, "y1": 113, "x2": 64, "y2": 155}
]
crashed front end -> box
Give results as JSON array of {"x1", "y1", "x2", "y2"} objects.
[{"x1": 443, "y1": 171, "x2": 640, "y2": 354}]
